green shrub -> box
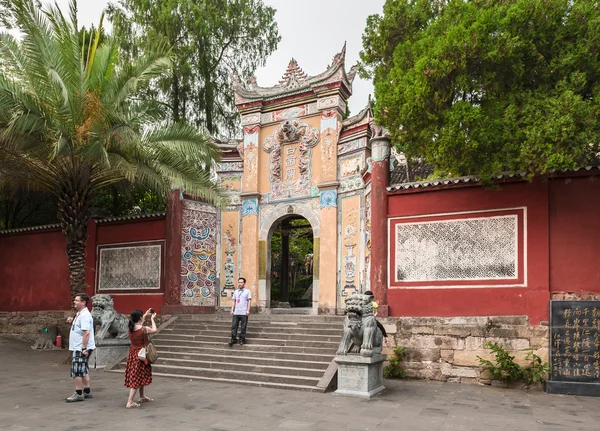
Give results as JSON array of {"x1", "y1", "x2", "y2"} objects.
[
  {"x1": 477, "y1": 342, "x2": 549, "y2": 386},
  {"x1": 383, "y1": 346, "x2": 406, "y2": 379}
]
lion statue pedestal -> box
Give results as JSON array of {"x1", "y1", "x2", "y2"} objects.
[
  {"x1": 90, "y1": 294, "x2": 131, "y2": 370},
  {"x1": 335, "y1": 353, "x2": 387, "y2": 398},
  {"x1": 334, "y1": 293, "x2": 387, "y2": 399}
]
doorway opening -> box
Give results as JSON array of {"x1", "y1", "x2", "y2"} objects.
[{"x1": 269, "y1": 216, "x2": 314, "y2": 309}]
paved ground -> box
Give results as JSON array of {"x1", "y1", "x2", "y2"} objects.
[{"x1": 1, "y1": 337, "x2": 598, "y2": 431}]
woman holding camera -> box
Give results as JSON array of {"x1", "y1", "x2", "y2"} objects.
[{"x1": 124, "y1": 308, "x2": 156, "y2": 408}]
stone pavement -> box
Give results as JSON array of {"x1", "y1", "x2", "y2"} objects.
[{"x1": 0, "y1": 337, "x2": 598, "y2": 431}]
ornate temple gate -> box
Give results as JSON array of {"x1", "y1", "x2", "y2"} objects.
[{"x1": 164, "y1": 45, "x2": 392, "y2": 315}]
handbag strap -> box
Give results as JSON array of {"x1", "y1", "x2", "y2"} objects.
[{"x1": 142, "y1": 326, "x2": 150, "y2": 346}]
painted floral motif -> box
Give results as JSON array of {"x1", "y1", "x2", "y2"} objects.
[
  {"x1": 181, "y1": 201, "x2": 218, "y2": 307},
  {"x1": 223, "y1": 223, "x2": 237, "y2": 292}
]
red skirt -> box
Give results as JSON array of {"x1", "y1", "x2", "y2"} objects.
[{"x1": 124, "y1": 347, "x2": 152, "y2": 388}]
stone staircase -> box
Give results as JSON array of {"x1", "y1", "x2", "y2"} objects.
[{"x1": 109, "y1": 314, "x2": 344, "y2": 391}]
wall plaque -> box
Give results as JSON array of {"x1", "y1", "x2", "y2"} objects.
[{"x1": 546, "y1": 300, "x2": 600, "y2": 397}]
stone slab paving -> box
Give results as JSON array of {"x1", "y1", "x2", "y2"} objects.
[{"x1": 1, "y1": 337, "x2": 598, "y2": 431}]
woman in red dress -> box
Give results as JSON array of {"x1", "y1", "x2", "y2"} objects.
[{"x1": 124, "y1": 308, "x2": 156, "y2": 408}]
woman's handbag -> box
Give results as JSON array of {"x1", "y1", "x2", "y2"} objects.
[{"x1": 140, "y1": 327, "x2": 158, "y2": 364}]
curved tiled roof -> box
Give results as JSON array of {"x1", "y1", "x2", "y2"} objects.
[
  {"x1": 95, "y1": 212, "x2": 167, "y2": 224},
  {"x1": 0, "y1": 223, "x2": 61, "y2": 235},
  {"x1": 388, "y1": 166, "x2": 600, "y2": 192}
]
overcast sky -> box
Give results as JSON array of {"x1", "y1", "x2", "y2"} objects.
[{"x1": 47, "y1": 0, "x2": 385, "y2": 116}]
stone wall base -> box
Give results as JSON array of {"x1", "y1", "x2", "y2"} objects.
[
  {"x1": 380, "y1": 315, "x2": 549, "y2": 385},
  {"x1": 0, "y1": 311, "x2": 71, "y2": 344}
]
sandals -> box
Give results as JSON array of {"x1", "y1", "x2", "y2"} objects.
[
  {"x1": 138, "y1": 397, "x2": 154, "y2": 403},
  {"x1": 126, "y1": 402, "x2": 141, "y2": 409}
]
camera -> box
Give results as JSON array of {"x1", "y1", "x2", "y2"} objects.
[{"x1": 150, "y1": 308, "x2": 155, "y2": 314}]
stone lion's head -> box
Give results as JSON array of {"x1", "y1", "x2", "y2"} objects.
[
  {"x1": 345, "y1": 295, "x2": 363, "y2": 319},
  {"x1": 91, "y1": 294, "x2": 115, "y2": 318}
]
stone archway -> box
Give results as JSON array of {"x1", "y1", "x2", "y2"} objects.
[{"x1": 258, "y1": 203, "x2": 320, "y2": 313}]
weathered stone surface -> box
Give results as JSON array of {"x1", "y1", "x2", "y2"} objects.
[
  {"x1": 454, "y1": 350, "x2": 494, "y2": 367},
  {"x1": 381, "y1": 323, "x2": 397, "y2": 335},
  {"x1": 487, "y1": 327, "x2": 522, "y2": 338},
  {"x1": 489, "y1": 316, "x2": 530, "y2": 326},
  {"x1": 404, "y1": 348, "x2": 440, "y2": 362},
  {"x1": 433, "y1": 325, "x2": 481, "y2": 337},
  {"x1": 397, "y1": 335, "x2": 458, "y2": 350},
  {"x1": 441, "y1": 364, "x2": 479, "y2": 378},
  {"x1": 464, "y1": 336, "x2": 530, "y2": 351},
  {"x1": 440, "y1": 349, "x2": 454, "y2": 362},
  {"x1": 415, "y1": 364, "x2": 443, "y2": 380},
  {"x1": 397, "y1": 325, "x2": 434, "y2": 335}
]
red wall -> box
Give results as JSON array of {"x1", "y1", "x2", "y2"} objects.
[
  {"x1": 0, "y1": 228, "x2": 71, "y2": 311},
  {"x1": 549, "y1": 177, "x2": 600, "y2": 293},
  {"x1": 0, "y1": 216, "x2": 168, "y2": 314},
  {"x1": 86, "y1": 217, "x2": 167, "y2": 315},
  {"x1": 386, "y1": 180, "x2": 551, "y2": 324}
]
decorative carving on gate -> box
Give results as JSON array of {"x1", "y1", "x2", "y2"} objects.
[{"x1": 263, "y1": 119, "x2": 320, "y2": 201}]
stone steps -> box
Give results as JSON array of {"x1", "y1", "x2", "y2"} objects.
[
  {"x1": 153, "y1": 343, "x2": 335, "y2": 359},
  {"x1": 157, "y1": 351, "x2": 330, "y2": 369},
  {"x1": 168, "y1": 323, "x2": 342, "y2": 335},
  {"x1": 153, "y1": 333, "x2": 340, "y2": 348},
  {"x1": 159, "y1": 328, "x2": 341, "y2": 341},
  {"x1": 110, "y1": 314, "x2": 344, "y2": 391}
]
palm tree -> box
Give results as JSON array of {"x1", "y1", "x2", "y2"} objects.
[{"x1": 0, "y1": 0, "x2": 220, "y2": 299}]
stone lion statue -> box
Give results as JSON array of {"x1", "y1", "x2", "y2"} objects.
[
  {"x1": 91, "y1": 294, "x2": 129, "y2": 343},
  {"x1": 336, "y1": 293, "x2": 383, "y2": 357}
]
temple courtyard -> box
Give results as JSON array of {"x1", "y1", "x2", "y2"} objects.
[{"x1": 0, "y1": 338, "x2": 597, "y2": 431}]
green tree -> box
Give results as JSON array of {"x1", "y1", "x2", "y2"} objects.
[
  {"x1": 360, "y1": 0, "x2": 600, "y2": 178},
  {"x1": 106, "y1": 0, "x2": 280, "y2": 136},
  {"x1": 0, "y1": 0, "x2": 219, "y2": 299}
]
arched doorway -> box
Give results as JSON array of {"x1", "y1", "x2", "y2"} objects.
[
  {"x1": 259, "y1": 203, "x2": 321, "y2": 313},
  {"x1": 269, "y1": 216, "x2": 314, "y2": 309}
]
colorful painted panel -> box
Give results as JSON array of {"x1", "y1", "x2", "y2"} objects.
[
  {"x1": 221, "y1": 212, "x2": 240, "y2": 298},
  {"x1": 340, "y1": 195, "x2": 361, "y2": 297},
  {"x1": 181, "y1": 201, "x2": 219, "y2": 306},
  {"x1": 218, "y1": 173, "x2": 242, "y2": 194},
  {"x1": 339, "y1": 154, "x2": 364, "y2": 178},
  {"x1": 338, "y1": 138, "x2": 367, "y2": 156}
]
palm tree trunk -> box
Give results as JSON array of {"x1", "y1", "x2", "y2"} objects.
[{"x1": 56, "y1": 168, "x2": 94, "y2": 301}]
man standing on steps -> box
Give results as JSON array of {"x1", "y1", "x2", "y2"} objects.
[{"x1": 229, "y1": 277, "x2": 251, "y2": 346}]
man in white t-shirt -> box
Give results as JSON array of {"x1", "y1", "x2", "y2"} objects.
[
  {"x1": 229, "y1": 277, "x2": 251, "y2": 346},
  {"x1": 65, "y1": 293, "x2": 96, "y2": 402}
]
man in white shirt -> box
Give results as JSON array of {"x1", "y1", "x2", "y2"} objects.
[
  {"x1": 229, "y1": 277, "x2": 252, "y2": 346},
  {"x1": 65, "y1": 293, "x2": 96, "y2": 402}
]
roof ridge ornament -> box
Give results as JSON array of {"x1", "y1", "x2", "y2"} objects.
[
  {"x1": 331, "y1": 41, "x2": 347, "y2": 68},
  {"x1": 278, "y1": 58, "x2": 309, "y2": 89}
]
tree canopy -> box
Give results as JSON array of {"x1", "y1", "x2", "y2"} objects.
[
  {"x1": 360, "y1": 0, "x2": 600, "y2": 178},
  {"x1": 0, "y1": 0, "x2": 219, "y2": 297},
  {"x1": 106, "y1": 0, "x2": 280, "y2": 136}
]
